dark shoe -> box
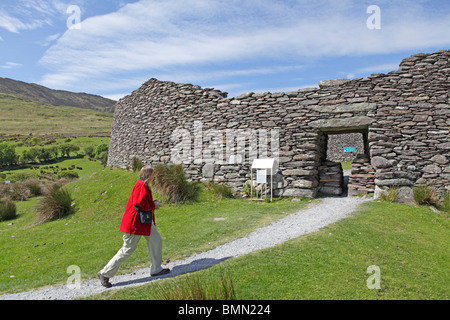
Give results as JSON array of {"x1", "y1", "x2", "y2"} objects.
[
  {"x1": 151, "y1": 268, "x2": 170, "y2": 277},
  {"x1": 97, "y1": 272, "x2": 112, "y2": 288}
]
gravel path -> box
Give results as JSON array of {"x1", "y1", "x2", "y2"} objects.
[{"x1": 0, "y1": 193, "x2": 370, "y2": 300}]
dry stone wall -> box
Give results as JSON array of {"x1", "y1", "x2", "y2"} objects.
[{"x1": 108, "y1": 49, "x2": 450, "y2": 201}]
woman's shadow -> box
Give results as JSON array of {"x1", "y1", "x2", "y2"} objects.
[{"x1": 113, "y1": 257, "x2": 232, "y2": 288}]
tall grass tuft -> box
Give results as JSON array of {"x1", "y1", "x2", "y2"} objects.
[
  {"x1": 442, "y1": 191, "x2": 449, "y2": 213},
  {"x1": 153, "y1": 271, "x2": 236, "y2": 300},
  {"x1": 153, "y1": 164, "x2": 200, "y2": 203},
  {"x1": 35, "y1": 184, "x2": 74, "y2": 224},
  {"x1": 206, "y1": 181, "x2": 234, "y2": 198},
  {"x1": 413, "y1": 185, "x2": 438, "y2": 206},
  {"x1": 379, "y1": 185, "x2": 398, "y2": 202},
  {"x1": 0, "y1": 198, "x2": 17, "y2": 222}
]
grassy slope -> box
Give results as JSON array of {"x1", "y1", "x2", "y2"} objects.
[
  {"x1": 0, "y1": 93, "x2": 113, "y2": 137},
  {"x1": 90, "y1": 201, "x2": 449, "y2": 300},
  {"x1": 0, "y1": 168, "x2": 313, "y2": 294}
]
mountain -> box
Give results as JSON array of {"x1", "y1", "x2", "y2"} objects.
[{"x1": 0, "y1": 77, "x2": 116, "y2": 113}]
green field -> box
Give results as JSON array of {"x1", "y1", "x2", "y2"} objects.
[{"x1": 0, "y1": 93, "x2": 113, "y2": 137}]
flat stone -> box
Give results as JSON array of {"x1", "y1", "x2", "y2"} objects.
[
  {"x1": 282, "y1": 169, "x2": 318, "y2": 176},
  {"x1": 318, "y1": 79, "x2": 350, "y2": 88},
  {"x1": 202, "y1": 163, "x2": 215, "y2": 178},
  {"x1": 309, "y1": 103, "x2": 376, "y2": 113},
  {"x1": 283, "y1": 188, "x2": 318, "y2": 198},
  {"x1": 375, "y1": 178, "x2": 414, "y2": 186},
  {"x1": 423, "y1": 164, "x2": 442, "y2": 174},
  {"x1": 431, "y1": 155, "x2": 447, "y2": 165},
  {"x1": 371, "y1": 156, "x2": 394, "y2": 169},
  {"x1": 308, "y1": 116, "x2": 375, "y2": 132}
]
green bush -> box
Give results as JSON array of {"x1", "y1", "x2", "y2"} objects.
[
  {"x1": 24, "y1": 179, "x2": 43, "y2": 196},
  {"x1": 84, "y1": 145, "x2": 96, "y2": 158},
  {"x1": 35, "y1": 184, "x2": 74, "y2": 224},
  {"x1": 0, "y1": 198, "x2": 17, "y2": 222},
  {"x1": 57, "y1": 170, "x2": 79, "y2": 180},
  {"x1": 206, "y1": 181, "x2": 234, "y2": 198},
  {"x1": 6, "y1": 171, "x2": 39, "y2": 183},
  {"x1": 96, "y1": 151, "x2": 108, "y2": 166},
  {"x1": 132, "y1": 157, "x2": 143, "y2": 172},
  {"x1": 95, "y1": 144, "x2": 109, "y2": 157},
  {"x1": 153, "y1": 164, "x2": 200, "y2": 203},
  {"x1": 413, "y1": 185, "x2": 438, "y2": 206}
]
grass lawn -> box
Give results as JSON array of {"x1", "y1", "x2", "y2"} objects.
[
  {"x1": 0, "y1": 168, "x2": 313, "y2": 295},
  {"x1": 86, "y1": 201, "x2": 449, "y2": 300}
]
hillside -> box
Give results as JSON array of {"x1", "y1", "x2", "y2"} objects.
[
  {"x1": 0, "y1": 93, "x2": 113, "y2": 137},
  {"x1": 0, "y1": 77, "x2": 116, "y2": 113}
]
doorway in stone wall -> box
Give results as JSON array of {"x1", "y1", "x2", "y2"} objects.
[{"x1": 318, "y1": 129, "x2": 372, "y2": 197}]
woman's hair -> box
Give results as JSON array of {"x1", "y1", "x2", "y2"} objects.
[{"x1": 139, "y1": 166, "x2": 154, "y2": 184}]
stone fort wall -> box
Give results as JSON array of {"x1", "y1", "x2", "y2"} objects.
[{"x1": 108, "y1": 49, "x2": 450, "y2": 202}]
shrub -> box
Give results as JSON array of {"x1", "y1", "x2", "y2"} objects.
[
  {"x1": 95, "y1": 144, "x2": 109, "y2": 157},
  {"x1": 57, "y1": 170, "x2": 79, "y2": 180},
  {"x1": 153, "y1": 164, "x2": 200, "y2": 203},
  {"x1": 84, "y1": 145, "x2": 96, "y2": 158},
  {"x1": 413, "y1": 185, "x2": 438, "y2": 206},
  {"x1": 132, "y1": 157, "x2": 143, "y2": 172},
  {"x1": 23, "y1": 179, "x2": 43, "y2": 196},
  {"x1": 7, "y1": 171, "x2": 39, "y2": 183},
  {"x1": 0, "y1": 198, "x2": 17, "y2": 222},
  {"x1": 9, "y1": 183, "x2": 31, "y2": 201},
  {"x1": 35, "y1": 184, "x2": 74, "y2": 224},
  {"x1": 206, "y1": 181, "x2": 234, "y2": 198}
]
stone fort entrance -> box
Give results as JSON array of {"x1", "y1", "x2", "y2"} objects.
[
  {"x1": 108, "y1": 50, "x2": 450, "y2": 203},
  {"x1": 318, "y1": 128, "x2": 371, "y2": 197}
]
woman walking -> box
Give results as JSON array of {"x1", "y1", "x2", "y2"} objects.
[{"x1": 98, "y1": 166, "x2": 170, "y2": 288}]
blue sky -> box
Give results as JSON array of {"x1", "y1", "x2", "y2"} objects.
[{"x1": 1, "y1": 0, "x2": 450, "y2": 100}]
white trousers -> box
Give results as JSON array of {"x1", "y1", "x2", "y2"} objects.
[{"x1": 100, "y1": 223, "x2": 163, "y2": 278}]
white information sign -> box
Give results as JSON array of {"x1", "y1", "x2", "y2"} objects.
[
  {"x1": 251, "y1": 159, "x2": 277, "y2": 202},
  {"x1": 256, "y1": 170, "x2": 267, "y2": 184}
]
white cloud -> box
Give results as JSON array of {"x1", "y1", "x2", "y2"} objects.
[
  {"x1": 0, "y1": 0, "x2": 82, "y2": 33},
  {"x1": 38, "y1": 0, "x2": 450, "y2": 93},
  {"x1": 0, "y1": 62, "x2": 22, "y2": 69},
  {"x1": 0, "y1": 11, "x2": 32, "y2": 33}
]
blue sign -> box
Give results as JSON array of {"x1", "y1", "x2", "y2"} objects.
[{"x1": 344, "y1": 147, "x2": 355, "y2": 153}]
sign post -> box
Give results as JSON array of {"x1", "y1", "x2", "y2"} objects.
[{"x1": 251, "y1": 159, "x2": 277, "y2": 202}]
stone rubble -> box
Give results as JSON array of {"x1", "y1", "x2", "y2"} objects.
[{"x1": 348, "y1": 154, "x2": 375, "y2": 196}]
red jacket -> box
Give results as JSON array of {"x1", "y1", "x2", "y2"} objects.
[{"x1": 119, "y1": 179, "x2": 156, "y2": 236}]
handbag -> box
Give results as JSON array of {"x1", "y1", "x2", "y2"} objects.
[
  {"x1": 139, "y1": 210, "x2": 153, "y2": 224},
  {"x1": 134, "y1": 204, "x2": 153, "y2": 224}
]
